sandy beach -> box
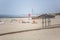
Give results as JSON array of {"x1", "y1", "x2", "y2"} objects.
[
  {"x1": 0, "y1": 28, "x2": 60, "y2": 40},
  {"x1": 0, "y1": 15, "x2": 60, "y2": 40}
]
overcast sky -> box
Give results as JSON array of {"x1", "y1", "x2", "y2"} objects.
[{"x1": 0, "y1": 0, "x2": 60, "y2": 16}]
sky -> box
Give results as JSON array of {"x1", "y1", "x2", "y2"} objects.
[{"x1": 0, "y1": 0, "x2": 60, "y2": 16}]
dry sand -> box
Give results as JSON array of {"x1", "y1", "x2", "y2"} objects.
[
  {"x1": 0, "y1": 28, "x2": 60, "y2": 40},
  {"x1": 0, "y1": 15, "x2": 60, "y2": 40}
]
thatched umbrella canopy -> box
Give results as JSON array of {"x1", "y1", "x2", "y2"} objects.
[
  {"x1": 55, "y1": 13, "x2": 60, "y2": 15},
  {"x1": 38, "y1": 14, "x2": 55, "y2": 18}
]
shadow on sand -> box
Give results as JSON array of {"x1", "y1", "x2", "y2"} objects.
[{"x1": 0, "y1": 24, "x2": 60, "y2": 36}]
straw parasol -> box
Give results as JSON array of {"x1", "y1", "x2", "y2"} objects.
[{"x1": 38, "y1": 14, "x2": 55, "y2": 28}]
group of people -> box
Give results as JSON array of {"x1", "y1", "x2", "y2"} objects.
[{"x1": 0, "y1": 18, "x2": 37, "y2": 25}]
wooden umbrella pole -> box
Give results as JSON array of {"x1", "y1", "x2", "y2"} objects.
[
  {"x1": 42, "y1": 18, "x2": 44, "y2": 28},
  {"x1": 48, "y1": 18, "x2": 51, "y2": 27},
  {"x1": 45, "y1": 17, "x2": 46, "y2": 28}
]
